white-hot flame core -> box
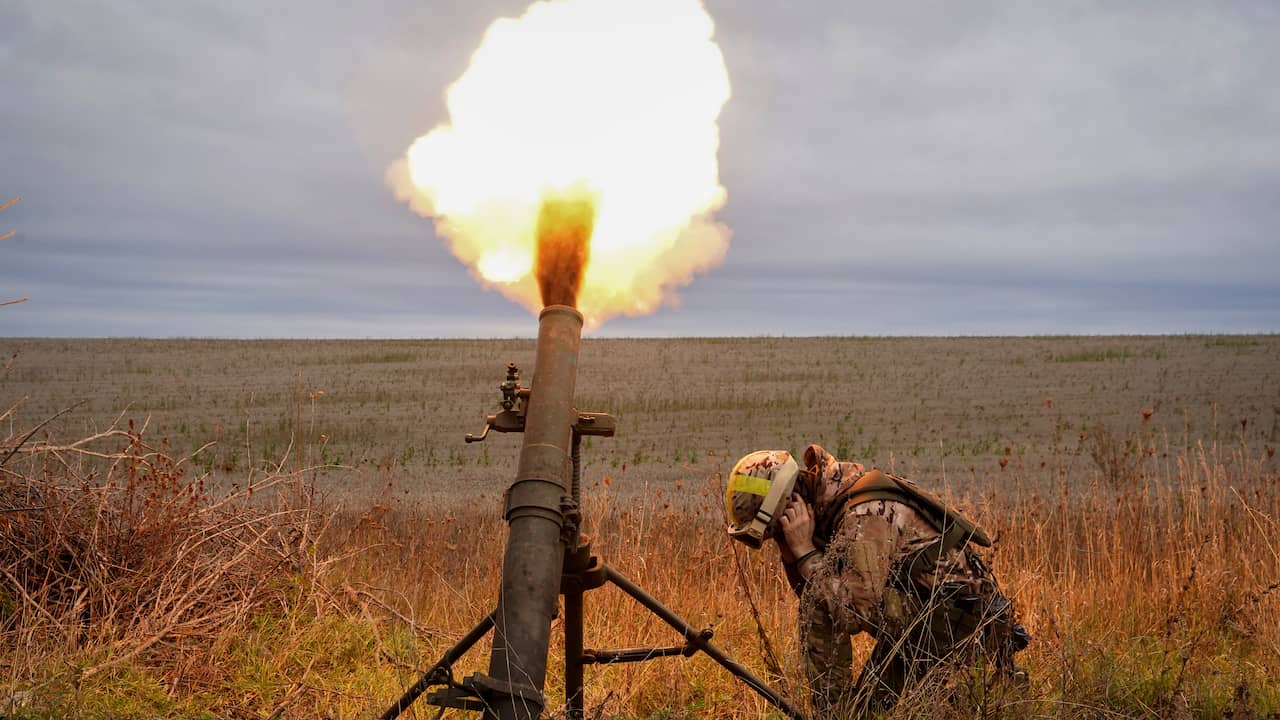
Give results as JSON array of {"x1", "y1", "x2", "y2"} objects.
[{"x1": 388, "y1": 0, "x2": 732, "y2": 327}]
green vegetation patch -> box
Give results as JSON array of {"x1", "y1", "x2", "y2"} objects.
[
  {"x1": 1051, "y1": 347, "x2": 1135, "y2": 363},
  {"x1": 348, "y1": 350, "x2": 419, "y2": 364},
  {"x1": 1204, "y1": 336, "x2": 1261, "y2": 349}
]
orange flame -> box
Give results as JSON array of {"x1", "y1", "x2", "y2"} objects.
[{"x1": 388, "y1": 0, "x2": 731, "y2": 327}]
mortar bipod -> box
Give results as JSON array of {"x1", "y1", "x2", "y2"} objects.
[
  {"x1": 558, "y1": 543, "x2": 807, "y2": 720},
  {"x1": 379, "y1": 545, "x2": 807, "y2": 720}
]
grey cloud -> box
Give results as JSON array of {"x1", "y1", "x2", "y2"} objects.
[
  {"x1": 597, "y1": 263, "x2": 1277, "y2": 337},
  {"x1": 2, "y1": 0, "x2": 1277, "y2": 337},
  {"x1": 709, "y1": 0, "x2": 1280, "y2": 315}
]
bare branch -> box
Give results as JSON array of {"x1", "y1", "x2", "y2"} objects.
[
  {"x1": 0, "y1": 399, "x2": 87, "y2": 467},
  {"x1": 0, "y1": 395, "x2": 27, "y2": 429}
]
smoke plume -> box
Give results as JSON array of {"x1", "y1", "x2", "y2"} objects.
[{"x1": 535, "y1": 192, "x2": 594, "y2": 308}]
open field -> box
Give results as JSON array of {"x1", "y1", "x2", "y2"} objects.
[
  {"x1": 4, "y1": 335, "x2": 1278, "y2": 496},
  {"x1": 2, "y1": 335, "x2": 1279, "y2": 718}
]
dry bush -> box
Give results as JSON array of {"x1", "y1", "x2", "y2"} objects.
[
  {"x1": 1085, "y1": 423, "x2": 1146, "y2": 489},
  {"x1": 0, "y1": 409, "x2": 328, "y2": 700}
]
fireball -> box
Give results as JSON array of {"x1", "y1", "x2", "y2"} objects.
[{"x1": 388, "y1": 0, "x2": 732, "y2": 327}]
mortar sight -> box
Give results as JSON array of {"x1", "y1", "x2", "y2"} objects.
[
  {"x1": 467, "y1": 359, "x2": 615, "y2": 444},
  {"x1": 465, "y1": 363, "x2": 529, "y2": 443},
  {"x1": 500, "y1": 363, "x2": 521, "y2": 410}
]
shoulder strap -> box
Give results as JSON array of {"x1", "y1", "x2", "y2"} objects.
[{"x1": 842, "y1": 470, "x2": 992, "y2": 555}]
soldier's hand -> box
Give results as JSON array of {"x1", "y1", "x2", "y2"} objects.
[{"x1": 779, "y1": 493, "x2": 816, "y2": 559}]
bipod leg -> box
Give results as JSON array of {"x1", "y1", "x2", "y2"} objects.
[
  {"x1": 379, "y1": 610, "x2": 497, "y2": 720},
  {"x1": 565, "y1": 585, "x2": 585, "y2": 720},
  {"x1": 562, "y1": 541, "x2": 596, "y2": 720},
  {"x1": 602, "y1": 564, "x2": 808, "y2": 720}
]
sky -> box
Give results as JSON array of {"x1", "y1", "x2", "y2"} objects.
[{"x1": 2, "y1": 0, "x2": 1278, "y2": 338}]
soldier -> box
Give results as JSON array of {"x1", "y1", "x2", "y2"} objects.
[{"x1": 726, "y1": 445, "x2": 1029, "y2": 716}]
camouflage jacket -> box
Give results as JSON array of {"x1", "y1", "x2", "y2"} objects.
[{"x1": 793, "y1": 444, "x2": 983, "y2": 637}]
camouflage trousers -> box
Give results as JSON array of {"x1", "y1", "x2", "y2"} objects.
[{"x1": 801, "y1": 582, "x2": 1026, "y2": 718}]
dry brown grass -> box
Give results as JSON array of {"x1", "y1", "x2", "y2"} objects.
[
  {"x1": 329, "y1": 435, "x2": 1279, "y2": 720},
  {"x1": 0, "y1": 336, "x2": 1277, "y2": 718},
  {"x1": 0, "y1": 411, "x2": 330, "y2": 716}
]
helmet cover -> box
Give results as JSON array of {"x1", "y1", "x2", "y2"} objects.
[{"x1": 725, "y1": 450, "x2": 799, "y2": 548}]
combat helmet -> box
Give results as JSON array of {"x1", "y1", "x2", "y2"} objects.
[{"x1": 725, "y1": 450, "x2": 799, "y2": 549}]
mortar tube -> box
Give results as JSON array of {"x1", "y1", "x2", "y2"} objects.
[{"x1": 484, "y1": 305, "x2": 582, "y2": 720}]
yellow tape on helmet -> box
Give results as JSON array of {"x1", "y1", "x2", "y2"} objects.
[{"x1": 729, "y1": 473, "x2": 771, "y2": 497}]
